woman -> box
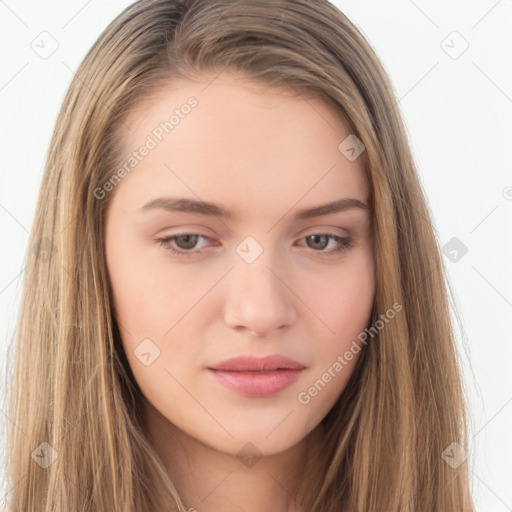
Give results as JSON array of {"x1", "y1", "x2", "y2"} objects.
[{"x1": 3, "y1": 0, "x2": 476, "y2": 510}]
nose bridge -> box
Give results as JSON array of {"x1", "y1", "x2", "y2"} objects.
[{"x1": 224, "y1": 238, "x2": 296, "y2": 334}]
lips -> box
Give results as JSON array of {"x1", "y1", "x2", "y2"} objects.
[
  {"x1": 207, "y1": 355, "x2": 306, "y2": 397},
  {"x1": 208, "y1": 354, "x2": 306, "y2": 372}
]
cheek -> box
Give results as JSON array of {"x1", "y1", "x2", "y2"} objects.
[
  {"x1": 310, "y1": 251, "x2": 375, "y2": 348},
  {"x1": 296, "y1": 255, "x2": 374, "y2": 426},
  {"x1": 106, "y1": 226, "x2": 197, "y2": 340}
]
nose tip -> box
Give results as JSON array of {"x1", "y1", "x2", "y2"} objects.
[{"x1": 224, "y1": 263, "x2": 297, "y2": 337}]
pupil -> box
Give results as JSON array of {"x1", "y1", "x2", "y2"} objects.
[
  {"x1": 178, "y1": 234, "x2": 197, "y2": 249},
  {"x1": 309, "y1": 234, "x2": 327, "y2": 250}
]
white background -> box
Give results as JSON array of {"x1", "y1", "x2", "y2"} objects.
[{"x1": 0, "y1": 1, "x2": 511, "y2": 510}]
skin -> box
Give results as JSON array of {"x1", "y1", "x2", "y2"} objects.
[{"x1": 105, "y1": 71, "x2": 375, "y2": 512}]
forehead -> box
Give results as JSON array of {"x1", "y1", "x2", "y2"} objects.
[{"x1": 110, "y1": 73, "x2": 369, "y2": 220}]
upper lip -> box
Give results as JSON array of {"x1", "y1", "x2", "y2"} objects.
[{"x1": 208, "y1": 355, "x2": 306, "y2": 372}]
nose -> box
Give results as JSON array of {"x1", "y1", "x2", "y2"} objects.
[{"x1": 223, "y1": 253, "x2": 297, "y2": 337}]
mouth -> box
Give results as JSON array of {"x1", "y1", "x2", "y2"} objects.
[{"x1": 208, "y1": 354, "x2": 306, "y2": 372}]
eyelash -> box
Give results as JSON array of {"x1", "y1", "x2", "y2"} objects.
[{"x1": 156, "y1": 233, "x2": 353, "y2": 258}]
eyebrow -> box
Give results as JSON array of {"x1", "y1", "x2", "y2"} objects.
[{"x1": 138, "y1": 196, "x2": 369, "y2": 221}]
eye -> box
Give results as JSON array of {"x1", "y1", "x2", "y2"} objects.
[
  {"x1": 156, "y1": 233, "x2": 212, "y2": 257},
  {"x1": 298, "y1": 233, "x2": 353, "y2": 256},
  {"x1": 155, "y1": 232, "x2": 353, "y2": 257}
]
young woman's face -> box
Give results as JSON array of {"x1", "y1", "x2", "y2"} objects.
[{"x1": 105, "y1": 73, "x2": 375, "y2": 457}]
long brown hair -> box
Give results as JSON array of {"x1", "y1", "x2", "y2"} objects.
[{"x1": 3, "y1": 0, "x2": 476, "y2": 510}]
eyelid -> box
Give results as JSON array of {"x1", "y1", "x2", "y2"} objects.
[
  {"x1": 156, "y1": 225, "x2": 350, "y2": 243},
  {"x1": 301, "y1": 225, "x2": 350, "y2": 237}
]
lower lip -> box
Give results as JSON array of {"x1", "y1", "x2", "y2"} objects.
[{"x1": 207, "y1": 368, "x2": 304, "y2": 397}]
